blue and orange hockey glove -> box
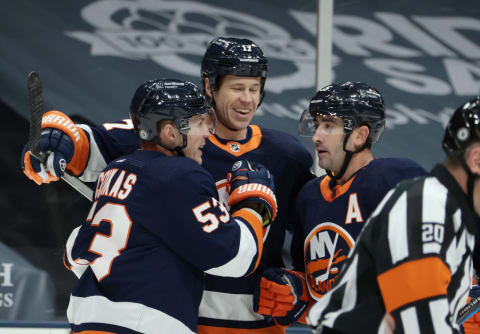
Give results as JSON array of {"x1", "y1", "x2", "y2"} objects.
[
  {"x1": 227, "y1": 159, "x2": 277, "y2": 227},
  {"x1": 254, "y1": 268, "x2": 309, "y2": 325},
  {"x1": 462, "y1": 285, "x2": 480, "y2": 334},
  {"x1": 21, "y1": 110, "x2": 90, "y2": 185}
]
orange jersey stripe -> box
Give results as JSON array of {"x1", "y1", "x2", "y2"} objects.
[
  {"x1": 232, "y1": 208, "x2": 263, "y2": 273},
  {"x1": 208, "y1": 125, "x2": 262, "y2": 157},
  {"x1": 198, "y1": 324, "x2": 286, "y2": 334},
  {"x1": 320, "y1": 174, "x2": 357, "y2": 202},
  {"x1": 73, "y1": 331, "x2": 116, "y2": 334},
  {"x1": 377, "y1": 256, "x2": 451, "y2": 313}
]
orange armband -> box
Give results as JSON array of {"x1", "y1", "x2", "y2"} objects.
[{"x1": 41, "y1": 110, "x2": 90, "y2": 175}]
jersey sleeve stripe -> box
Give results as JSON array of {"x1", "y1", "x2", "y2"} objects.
[
  {"x1": 232, "y1": 207, "x2": 264, "y2": 273},
  {"x1": 77, "y1": 125, "x2": 108, "y2": 182},
  {"x1": 400, "y1": 307, "x2": 421, "y2": 334},
  {"x1": 377, "y1": 256, "x2": 451, "y2": 313},
  {"x1": 388, "y1": 192, "x2": 409, "y2": 264},
  {"x1": 422, "y1": 178, "x2": 447, "y2": 224},
  {"x1": 204, "y1": 208, "x2": 262, "y2": 277},
  {"x1": 67, "y1": 295, "x2": 195, "y2": 334},
  {"x1": 65, "y1": 226, "x2": 89, "y2": 278},
  {"x1": 429, "y1": 298, "x2": 454, "y2": 333},
  {"x1": 73, "y1": 331, "x2": 115, "y2": 333}
]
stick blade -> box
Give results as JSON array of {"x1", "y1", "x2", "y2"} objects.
[{"x1": 27, "y1": 71, "x2": 45, "y2": 161}]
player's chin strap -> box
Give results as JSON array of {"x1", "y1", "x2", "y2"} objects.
[
  {"x1": 326, "y1": 132, "x2": 368, "y2": 181},
  {"x1": 152, "y1": 134, "x2": 187, "y2": 156}
]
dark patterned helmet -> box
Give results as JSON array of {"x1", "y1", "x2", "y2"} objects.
[
  {"x1": 443, "y1": 97, "x2": 480, "y2": 156},
  {"x1": 130, "y1": 78, "x2": 211, "y2": 143},
  {"x1": 201, "y1": 37, "x2": 268, "y2": 94},
  {"x1": 300, "y1": 82, "x2": 386, "y2": 144}
]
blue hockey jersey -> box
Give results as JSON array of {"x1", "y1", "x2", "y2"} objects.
[
  {"x1": 73, "y1": 120, "x2": 314, "y2": 333},
  {"x1": 292, "y1": 158, "x2": 427, "y2": 301},
  {"x1": 64, "y1": 150, "x2": 264, "y2": 334}
]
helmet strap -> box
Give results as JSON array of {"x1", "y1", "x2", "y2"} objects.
[
  {"x1": 152, "y1": 133, "x2": 187, "y2": 155},
  {"x1": 326, "y1": 131, "x2": 369, "y2": 181},
  {"x1": 258, "y1": 90, "x2": 265, "y2": 108},
  {"x1": 326, "y1": 132, "x2": 353, "y2": 180}
]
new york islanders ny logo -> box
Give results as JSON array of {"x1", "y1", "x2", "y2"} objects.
[{"x1": 304, "y1": 223, "x2": 355, "y2": 300}]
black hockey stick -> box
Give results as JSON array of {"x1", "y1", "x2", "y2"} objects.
[
  {"x1": 28, "y1": 71, "x2": 46, "y2": 162},
  {"x1": 457, "y1": 296, "x2": 480, "y2": 325},
  {"x1": 27, "y1": 71, "x2": 93, "y2": 201}
]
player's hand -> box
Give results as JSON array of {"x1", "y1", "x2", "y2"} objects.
[
  {"x1": 462, "y1": 285, "x2": 480, "y2": 333},
  {"x1": 254, "y1": 268, "x2": 309, "y2": 325},
  {"x1": 227, "y1": 159, "x2": 277, "y2": 227},
  {"x1": 21, "y1": 110, "x2": 90, "y2": 185},
  {"x1": 21, "y1": 128, "x2": 74, "y2": 184},
  {"x1": 21, "y1": 142, "x2": 58, "y2": 185}
]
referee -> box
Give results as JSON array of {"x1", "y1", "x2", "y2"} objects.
[{"x1": 308, "y1": 97, "x2": 480, "y2": 334}]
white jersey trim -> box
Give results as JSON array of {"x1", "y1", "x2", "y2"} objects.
[
  {"x1": 198, "y1": 290, "x2": 264, "y2": 321},
  {"x1": 205, "y1": 210, "x2": 260, "y2": 277},
  {"x1": 67, "y1": 295, "x2": 195, "y2": 334},
  {"x1": 78, "y1": 124, "x2": 107, "y2": 182},
  {"x1": 65, "y1": 226, "x2": 88, "y2": 279}
]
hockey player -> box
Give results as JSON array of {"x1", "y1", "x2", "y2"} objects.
[
  {"x1": 64, "y1": 78, "x2": 277, "y2": 334},
  {"x1": 306, "y1": 96, "x2": 480, "y2": 333},
  {"x1": 252, "y1": 82, "x2": 427, "y2": 325},
  {"x1": 22, "y1": 37, "x2": 313, "y2": 333}
]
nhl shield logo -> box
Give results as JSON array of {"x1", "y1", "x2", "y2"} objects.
[{"x1": 230, "y1": 143, "x2": 240, "y2": 152}]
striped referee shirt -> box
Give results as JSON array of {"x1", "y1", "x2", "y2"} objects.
[{"x1": 308, "y1": 164, "x2": 478, "y2": 334}]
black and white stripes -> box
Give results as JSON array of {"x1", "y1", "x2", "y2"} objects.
[{"x1": 308, "y1": 164, "x2": 477, "y2": 334}]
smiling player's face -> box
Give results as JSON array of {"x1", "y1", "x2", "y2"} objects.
[
  {"x1": 182, "y1": 113, "x2": 215, "y2": 165},
  {"x1": 206, "y1": 75, "x2": 261, "y2": 140}
]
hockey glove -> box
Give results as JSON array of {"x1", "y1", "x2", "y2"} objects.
[
  {"x1": 253, "y1": 268, "x2": 309, "y2": 325},
  {"x1": 461, "y1": 285, "x2": 480, "y2": 333},
  {"x1": 227, "y1": 159, "x2": 277, "y2": 227},
  {"x1": 21, "y1": 110, "x2": 90, "y2": 185}
]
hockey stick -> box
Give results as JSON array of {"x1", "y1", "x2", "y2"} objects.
[
  {"x1": 457, "y1": 296, "x2": 480, "y2": 325},
  {"x1": 27, "y1": 71, "x2": 93, "y2": 201},
  {"x1": 318, "y1": 233, "x2": 339, "y2": 282}
]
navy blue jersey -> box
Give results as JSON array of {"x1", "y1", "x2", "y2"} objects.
[
  {"x1": 71, "y1": 121, "x2": 313, "y2": 332},
  {"x1": 292, "y1": 158, "x2": 427, "y2": 301},
  {"x1": 64, "y1": 150, "x2": 264, "y2": 334}
]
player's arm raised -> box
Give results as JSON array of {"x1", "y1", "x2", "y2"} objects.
[
  {"x1": 22, "y1": 111, "x2": 138, "y2": 185},
  {"x1": 22, "y1": 110, "x2": 89, "y2": 184}
]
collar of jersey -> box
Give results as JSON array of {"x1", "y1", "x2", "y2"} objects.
[
  {"x1": 208, "y1": 125, "x2": 262, "y2": 157},
  {"x1": 320, "y1": 173, "x2": 358, "y2": 202}
]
